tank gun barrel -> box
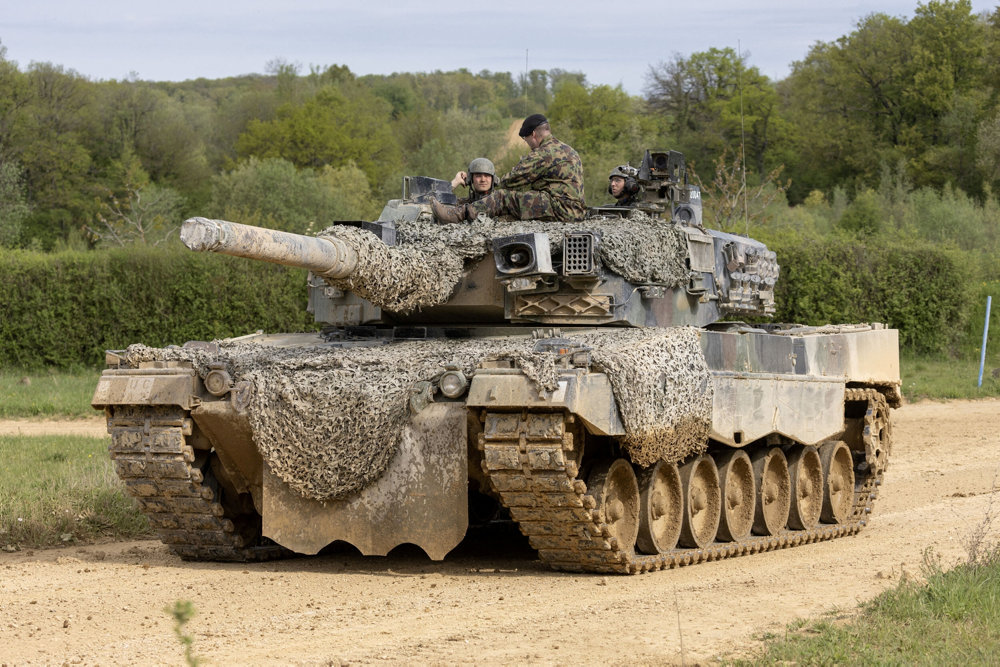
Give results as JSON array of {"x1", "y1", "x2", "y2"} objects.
[{"x1": 180, "y1": 217, "x2": 359, "y2": 279}]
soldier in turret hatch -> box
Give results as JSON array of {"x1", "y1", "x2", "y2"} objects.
[
  {"x1": 431, "y1": 114, "x2": 585, "y2": 223},
  {"x1": 449, "y1": 157, "x2": 496, "y2": 204},
  {"x1": 608, "y1": 164, "x2": 642, "y2": 207}
]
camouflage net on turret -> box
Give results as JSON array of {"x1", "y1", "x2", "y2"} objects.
[
  {"x1": 318, "y1": 211, "x2": 691, "y2": 313},
  {"x1": 123, "y1": 327, "x2": 711, "y2": 501}
]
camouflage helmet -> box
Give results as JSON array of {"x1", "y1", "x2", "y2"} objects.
[
  {"x1": 468, "y1": 157, "x2": 496, "y2": 178},
  {"x1": 608, "y1": 164, "x2": 638, "y2": 180}
]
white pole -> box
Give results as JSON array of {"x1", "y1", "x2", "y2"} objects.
[{"x1": 978, "y1": 295, "x2": 992, "y2": 387}]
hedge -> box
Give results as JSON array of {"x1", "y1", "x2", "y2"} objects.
[
  {"x1": 767, "y1": 237, "x2": 970, "y2": 354},
  {"x1": 0, "y1": 236, "x2": 972, "y2": 368},
  {"x1": 0, "y1": 246, "x2": 315, "y2": 368}
]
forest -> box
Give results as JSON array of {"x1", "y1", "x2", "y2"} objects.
[{"x1": 0, "y1": 0, "x2": 998, "y2": 366}]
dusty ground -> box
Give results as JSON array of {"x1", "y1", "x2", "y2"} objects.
[{"x1": 2, "y1": 399, "x2": 999, "y2": 666}]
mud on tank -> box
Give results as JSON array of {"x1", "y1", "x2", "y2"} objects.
[{"x1": 92, "y1": 150, "x2": 900, "y2": 574}]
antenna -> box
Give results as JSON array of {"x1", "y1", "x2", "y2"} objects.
[
  {"x1": 524, "y1": 49, "x2": 529, "y2": 116},
  {"x1": 738, "y1": 40, "x2": 749, "y2": 237}
]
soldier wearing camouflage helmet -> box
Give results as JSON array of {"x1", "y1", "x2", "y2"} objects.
[
  {"x1": 608, "y1": 164, "x2": 641, "y2": 207},
  {"x1": 431, "y1": 114, "x2": 585, "y2": 223},
  {"x1": 450, "y1": 157, "x2": 496, "y2": 204}
]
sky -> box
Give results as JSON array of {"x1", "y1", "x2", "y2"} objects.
[{"x1": 1, "y1": 1, "x2": 997, "y2": 95}]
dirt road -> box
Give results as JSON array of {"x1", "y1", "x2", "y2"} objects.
[{"x1": 2, "y1": 399, "x2": 999, "y2": 665}]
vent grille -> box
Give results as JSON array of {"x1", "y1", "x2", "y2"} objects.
[{"x1": 563, "y1": 233, "x2": 594, "y2": 275}]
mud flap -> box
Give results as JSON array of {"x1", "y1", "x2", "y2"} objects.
[{"x1": 261, "y1": 402, "x2": 468, "y2": 560}]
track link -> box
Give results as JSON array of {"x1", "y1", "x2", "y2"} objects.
[
  {"x1": 108, "y1": 405, "x2": 286, "y2": 561},
  {"x1": 480, "y1": 388, "x2": 888, "y2": 574}
]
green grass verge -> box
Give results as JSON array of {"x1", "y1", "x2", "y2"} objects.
[
  {"x1": 732, "y1": 549, "x2": 1000, "y2": 665},
  {"x1": 0, "y1": 368, "x2": 102, "y2": 418},
  {"x1": 0, "y1": 434, "x2": 151, "y2": 549},
  {"x1": 902, "y1": 355, "x2": 1000, "y2": 401}
]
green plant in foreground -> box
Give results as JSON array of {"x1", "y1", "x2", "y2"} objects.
[{"x1": 166, "y1": 600, "x2": 201, "y2": 667}]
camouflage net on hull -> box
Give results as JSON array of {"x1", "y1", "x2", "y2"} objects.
[
  {"x1": 124, "y1": 327, "x2": 711, "y2": 502},
  {"x1": 574, "y1": 327, "x2": 712, "y2": 466},
  {"x1": 319, "y1": 212, "x2": 691, "y2": 313}
]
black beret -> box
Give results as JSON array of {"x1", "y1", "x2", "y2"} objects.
[{"x1": 519, "y1": 113, "x2": 548, "y2": 137}]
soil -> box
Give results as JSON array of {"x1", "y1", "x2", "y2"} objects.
[{"x1": 2, "y1": 399, "x2": 999, "y2": 666}]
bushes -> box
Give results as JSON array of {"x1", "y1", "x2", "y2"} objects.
[
  {"x1": 0, "y1": 246, "x2": 315, "y2": 368},
  {"x1": 767, "y1": 236, "x2": 970, "y2": 354}
]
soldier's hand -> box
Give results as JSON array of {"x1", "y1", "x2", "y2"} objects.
[{"x1": 450, "y1": 171, "x2": 469, "y2": 189}]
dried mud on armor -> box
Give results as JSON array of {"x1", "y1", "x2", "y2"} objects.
[{"x1": 2, "y1": 398, "x2": 999, "y2": 665}]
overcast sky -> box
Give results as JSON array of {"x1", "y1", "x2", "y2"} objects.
[{"x1": 1, "y1": 1, "x2": 997, "y2": 95}]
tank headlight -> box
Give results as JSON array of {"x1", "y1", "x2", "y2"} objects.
[
  {"x1": 439, "y1": 370, "x2": 468, "y2": 398},
  {"x1": 204, "y1": 368, "x2": 233, "y2": 397}
]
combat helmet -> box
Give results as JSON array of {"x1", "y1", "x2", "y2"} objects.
[{"x1": 468, "y1": 157, "x2": 496, "y2": 178}]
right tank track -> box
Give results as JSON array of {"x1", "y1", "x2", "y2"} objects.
[
  {"x1": 479, "y1": 388, "x2": 890, "y2": 574},
  {"x1": 106, "y1": 405, "x2": 286, "y2": 561}
]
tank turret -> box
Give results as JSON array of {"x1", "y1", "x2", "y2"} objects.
[{"x1": 180, "y1": 186, "x2": 778, "y2": 332}]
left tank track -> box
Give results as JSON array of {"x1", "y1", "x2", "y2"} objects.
[
  {"x1": 479, "y1": 388, "x2": 889, "y2": 574},
  {"x1": 107, "y1": 405, "x2": 287, "y2": 561}
]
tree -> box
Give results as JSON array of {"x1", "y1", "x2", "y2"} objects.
[
  {"x1": 547, "y1": 82, "x2": 660, "y2": 200},
  {"x1": 976, "y1": 111, "x2": 1000, "y2": 188},
  {"x1": 86, "y1": 146, "x2": 185, "y2": 247},
  {"x1": 0, "y1": 158, "x2": 30, "y2": 246},
  {"x1": 645, "y1": 48, "x2": 787, "y2": 179},
  {"x1": 691, "y1": 148, "x2": 789, "y2": 232},
  {"x1": 209, "y1": 157, "x2": 380, "y2": 233},
  {"x1": 781, "y1": 1, "x2": 990, "y2": 198},
  {"x1": 234, "y1": 83, "x2": 400, "y2": 192}
]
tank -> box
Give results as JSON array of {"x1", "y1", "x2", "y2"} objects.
[{"x1": 91, "y1": 150, "x2": 900, "y2": 574}]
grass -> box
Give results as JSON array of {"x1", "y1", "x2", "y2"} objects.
[
  {"x1": 0, "y1": 434, "x2": 151, "y2": 549},
  {"x1": 732, "y1": 552, "x2": 1000, "y2": 665},
  {"x1": 902, "y1": 355, "x2": 1000, "y2": 401},
  {"x1": 730, "y1": 488, "x2": 1000, "y2": 666},
  {"x1": 0, "y1": 368, "x2": 103, "y2": 418}
]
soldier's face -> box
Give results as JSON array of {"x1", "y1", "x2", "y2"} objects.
[
  {"x1": 610, "y1": 176, "x2": 625, "y2": 197},
  {"x1": 471, "y1": 173, "x2": 493, "y2": 193},
  {"x1": 523, "y1": 132, "x2": 541, "y2": 150}
]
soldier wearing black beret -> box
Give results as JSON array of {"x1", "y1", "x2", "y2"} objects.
[{"x1": 432, "y1": 114, "x2": 585, "y2": 223}]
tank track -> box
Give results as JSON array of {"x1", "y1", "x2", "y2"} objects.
[
  {"x1": 479, "y1": 388, "x2": 888, "y2": 574},
  {"x1": 107, "y1": 405, "x2": 287, "y2": 561}
]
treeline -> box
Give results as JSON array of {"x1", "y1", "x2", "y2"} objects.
[
  {"x1": 0, "y1": 1, "x2": 999, "y2": 365},
  {"x1": 0, "y1": 1, "x2": 998, "y2": 249}
]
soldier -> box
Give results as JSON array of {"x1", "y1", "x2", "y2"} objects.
[
  {"x1": 607, "y1": 164, "x2": 641, "y2": 207},
  {"x1": 431, "y1": 114, "x2": 585, "y2": 223},
  {"x1": 449, "y1": 157, "x2": 496, "y2": 204}
]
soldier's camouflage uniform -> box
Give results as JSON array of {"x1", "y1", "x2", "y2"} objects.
[
  {"x1": 612, "y1": 191, "x2": 641, "y2": 207},
  {"x1": 457, "y1": 185, "x2": 492, "y2": 205},
  {"x1": 469, "y1": 135, "x2": 585, "y2": 222}
]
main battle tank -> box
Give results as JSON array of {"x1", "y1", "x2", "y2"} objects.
[{"x1": 92, "y1": 150, "x2": 900, "y2": 574}]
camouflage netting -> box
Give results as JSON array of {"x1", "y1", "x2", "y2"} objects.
[
  {"x1": 124, "y1": 327, "x2": 712, "y2": 502},
  {"x1": 572, "y1": 327, "x2": 712, "y2": 467},
  {"x1": 124, "y1": 338, "x2": 562, "y2": 501},
  {"x1": 318, "y1": 211, "x2": 691, "y2": 313}
]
